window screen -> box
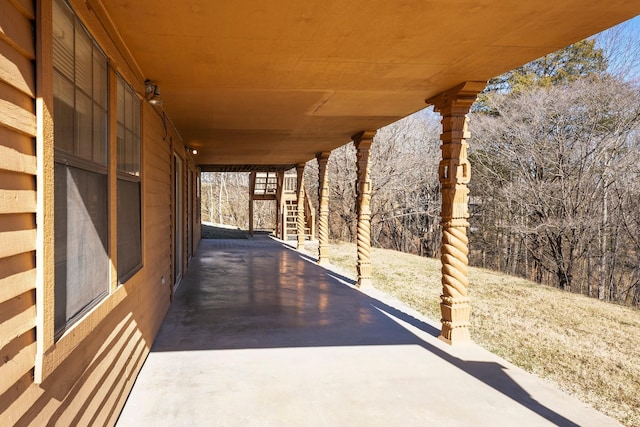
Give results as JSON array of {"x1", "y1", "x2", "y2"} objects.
[
  {"x1": 54, "y1": 164, "x2": 109, "y2": 331},
  {"x1": 53, "y1": 0, "x2": 109, "y2": 335}
]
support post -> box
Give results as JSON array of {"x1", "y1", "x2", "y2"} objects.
[
  {"x1": 353, "y1": 131, "x2": 375, "y2": 288},
  {"x1": 249, "y1": 172, "x2": 256, "y2": 236},
  {"x1": 316, "y1": 151, "x2": 331, "y2": 265},
  {"x1": 275, "y1": 171, "x2": 284, "y2": 239},
  {"x1": 427, "y1": 81, "x2": 485, "y2": 344},
  {"x1": 295, "y1": 163, "x2": 306, "y2": 250}
]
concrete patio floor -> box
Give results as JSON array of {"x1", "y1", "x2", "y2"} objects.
[{"x1": 116, "y1": 237, "x2": 621, "y2": 427}]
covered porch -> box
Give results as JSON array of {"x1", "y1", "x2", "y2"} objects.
[
  {"x1": 117, "y1": 237, "x2": 620, "y2": 426},
  {"x1": 2, "y1": 0, "x2": 640, "y2": 425}
]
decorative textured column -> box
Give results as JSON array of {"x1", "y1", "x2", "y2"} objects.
[
  {"x1": 427, "y1": 81, "x2": 485, "y2": 344},
  {"x1": 353, "y1": 131, "x2": 375, "y2": 288},
  {"x1": 316, "y1": 152, "x2": 331, "y2": 265},
  {"x1": 275, "y1": 171, "x2": 284, "y2": 239},
  {"x1": 295, "y1": 163, "x2": 306, "y2": 250},
  {"x1": 249, "y1": 171, "x2": 255, "y2": 236}
]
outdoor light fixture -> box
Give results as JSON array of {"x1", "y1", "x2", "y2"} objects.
[{"x1": 144, "y1": 79, "x2": 163, "y2": 106}]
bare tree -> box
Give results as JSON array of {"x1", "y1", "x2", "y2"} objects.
[
  {"x1": 470, "y1": 77, "x2": 640, "y2": 299},
  {"x1": 325, "y1": 107, "x2": 442, "y2": 254}
]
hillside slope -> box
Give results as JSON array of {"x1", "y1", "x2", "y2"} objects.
[{"x1": 313, "y1": 242, "x2": 640, "y2": 427}]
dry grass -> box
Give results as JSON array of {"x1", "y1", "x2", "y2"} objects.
[{"x1": 316, "y1": 241, "x2": 640, "y2": 427}]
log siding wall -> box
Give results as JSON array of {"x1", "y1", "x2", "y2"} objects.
[
  {"x1": 0, "y1": 0, "x2": 39, "y2": 422},
  {"x1": 0, "y1": 0, "x2": 200, "y2": 425}
]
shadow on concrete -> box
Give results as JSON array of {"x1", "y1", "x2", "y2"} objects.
[{"x1": 149, "y1": 238, "x2": 580, "y2": 427}]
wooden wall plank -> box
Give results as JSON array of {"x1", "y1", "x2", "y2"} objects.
[
  {"x1": 0, "y1": 268, "x2": 36, "y2": 303},
  {"x1": 0, "y1": 170, "x2": 35, "y2": 190},
  {"x1": 0, "y1": 331, "x2": 35, "y2": 396},
  {"x1": 70, "y1": 326, "x2": 142, "y2": 426},
  {"x1": 0, "y1": 126, "x2": 34, "y2": 155},
  {"x1": 0, "y1": 212, "x2": 35, "y2": 233},
  {"x1": 0, "y1": 190, "x2": 37, "y2": 214},
  {"x1": 0, "y1": 144, "x2": 37, "y2": 174},
  {"x1": 0, "y1": 291, "x2": 36, "y2": 348},
  {"x1": 143, "y1": 193, "x2": 170, "y2": 209},
  {"x1": 102, "y1": 335, "x2": 148, "y2": 426},
  {"x1": 7, "y1": 0, "x2": 35, "y2": 20},
  {"x1": 54, "y1": 316, "x2": 138, "y2": 426},
  {"x1": 0, "y1": 39, "x2": 35, "y2": 97},
  {"x1": 0, "y1": 99, "x2": 36, "y2": 137},
  {"x1": 0, "y1": 2, "x2": 37, "y2": 426},
  {"x1": 0, "y1": 229, "x2": 36, "y2": 259},
  {"x1": 0, "y1": 0, "x2": 36, "y2": 59},
  {"x1": 0, "y1": 79, "x2": 33, "y2": 110}
]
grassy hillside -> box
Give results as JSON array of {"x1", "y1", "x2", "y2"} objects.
[{"x1": 314, "y1": 242, "x2": 640, "y2": 427}]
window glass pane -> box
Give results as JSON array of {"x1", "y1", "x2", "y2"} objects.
[
  {"x1": 117, "y1": 124, "x2": 125, "y2": 171},
  {"x1": 126, "y1": 130, "x2": 134, "y2": 174},
  {"x1": 117, "y1": 77, "x2": 125, "y2": 125},
  {"x1": 117, "y1": 74, "x2": 141, "y2": 175},
  {"x1": 124, "y1": 87, "x2": 133, "y2": 129},
  {"x1": 117, "y1": 179, "x2": 142, "y2": 282},
  {"x1": 75, "y1": 89, "x2": 92, "y2": 160},
  {"x1": 133, "y1": 136, "x2": 140, "y2": 176},
  {"x1": 93, "y1": 50, "x2": 107, "y2": 108},
  {"x1": 133, "y1": 98, "x2": 141, "y2": 137},
  {"x1": 93, "y1": 104, "x2": 107, "y2": 165},
  {"x1": 53, "y1": 72, "x2": 74, "y2": 153},
  {"x1": 75, "y1": 27, "x2": 92, "y2": 95},
  {"x1": 54, "y1": 163, "x2": 109, "y2": 334},
  {"x1": 52, "y1": 0, "x2": 74, "y2": 78}
]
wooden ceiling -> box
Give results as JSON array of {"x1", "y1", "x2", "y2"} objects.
[{"x1": 102, "y1": 0, "x2": 640, "y2": 170}]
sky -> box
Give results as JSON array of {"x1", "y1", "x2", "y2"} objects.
[{"x1": 594, "y1": 14, "x2": 640, "y2": 81}]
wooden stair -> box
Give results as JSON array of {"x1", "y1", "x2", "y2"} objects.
[{"x1": 249, "y1": 171, "x2": 315, "y2": 240}]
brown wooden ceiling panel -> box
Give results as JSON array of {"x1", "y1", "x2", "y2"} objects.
[{"x1": 102, "y1": 0, "x2": 640, "y2": 170}]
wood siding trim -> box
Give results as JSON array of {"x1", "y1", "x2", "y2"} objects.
[{"x1": 35, "y1": 0, "x2": 56, "y2": 373}]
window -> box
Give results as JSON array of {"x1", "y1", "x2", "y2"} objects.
[
  {"x1": 116, "y1": 74, "x2": 142, "y2": 282},
  {"x1": 52, "y1": 0, "x2": 109, "y2": 335}
]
